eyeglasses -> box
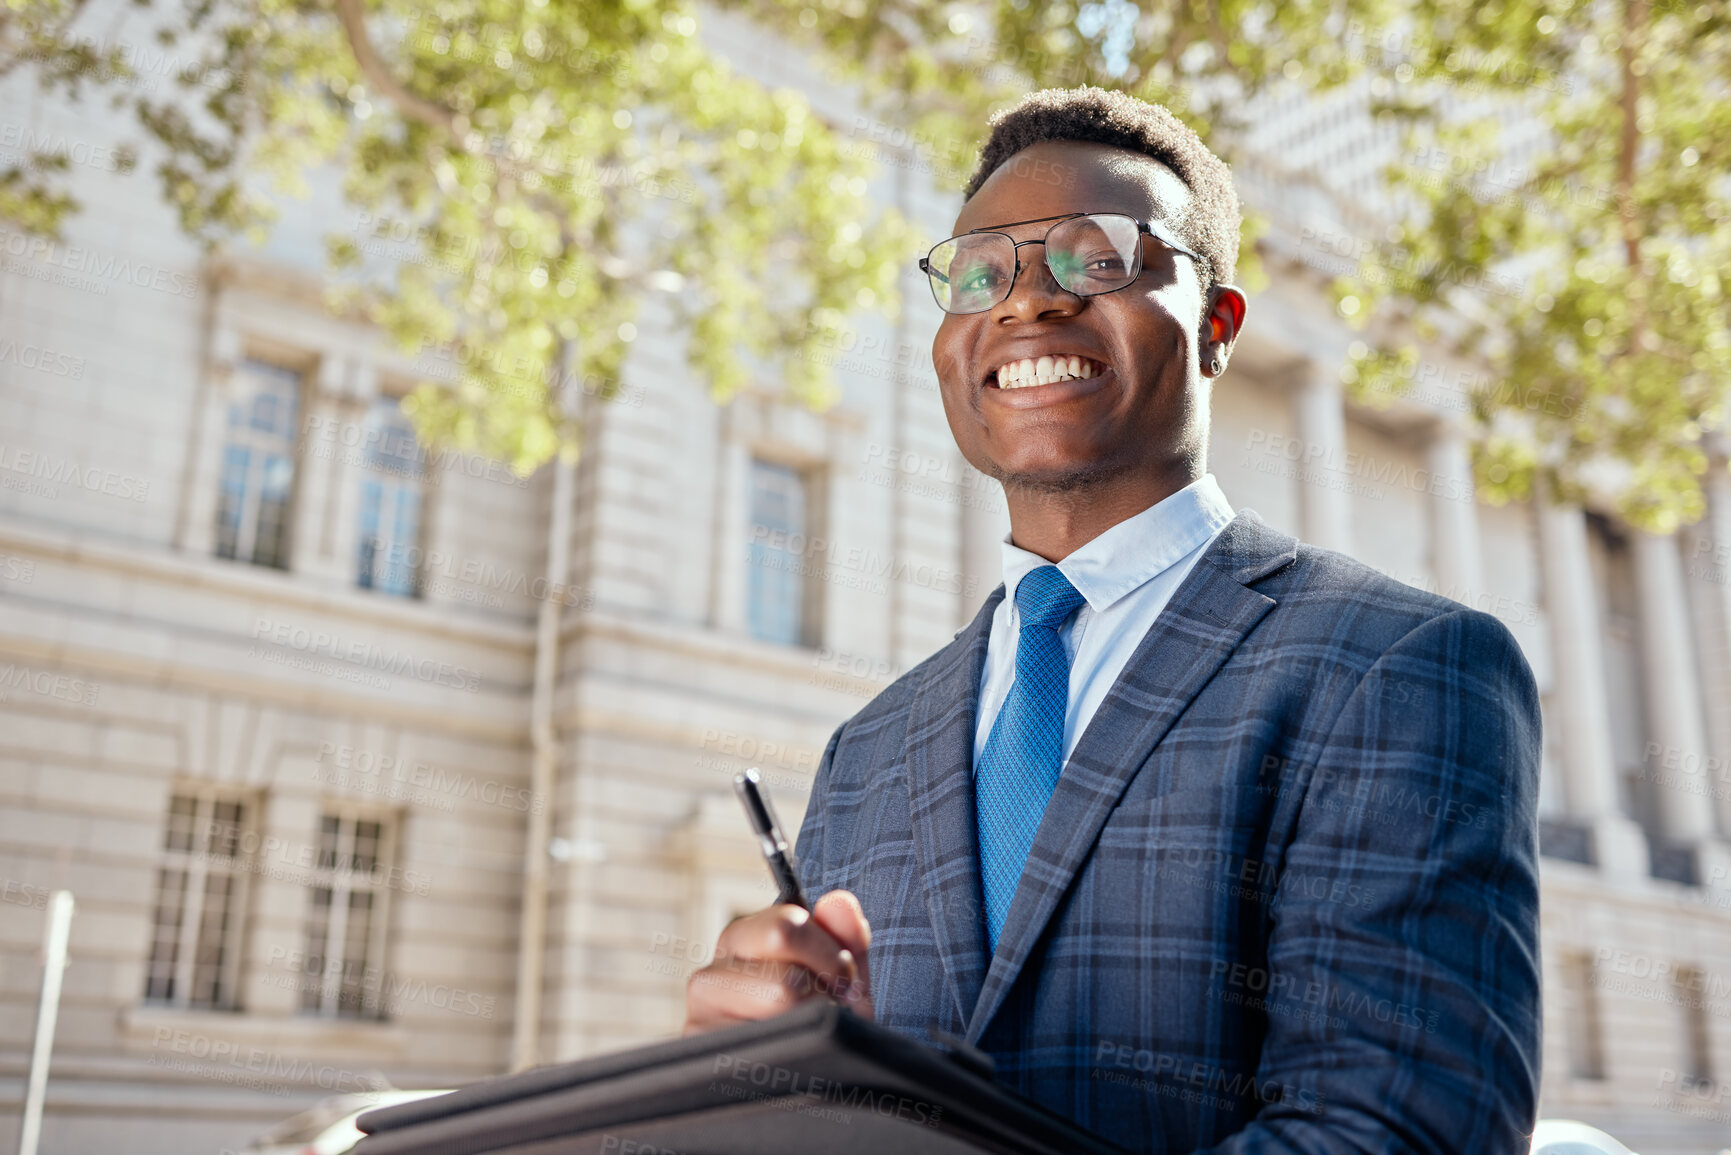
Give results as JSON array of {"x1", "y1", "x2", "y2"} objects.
[{"x1": 917, "y1": 212, "x2": 1203, "y2": 315}]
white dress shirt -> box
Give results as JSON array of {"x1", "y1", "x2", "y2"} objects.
[{"x1": 973, "y1": 474, "x2": 1238, "y2": 771}]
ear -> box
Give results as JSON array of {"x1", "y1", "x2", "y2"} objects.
[{"x1": 1201, "y1": 285, "x2": 1248, "y2": 376}]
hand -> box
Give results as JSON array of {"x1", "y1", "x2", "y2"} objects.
[{"x1": 683, "y1": 890, "x2": 873, "y2": 1035}]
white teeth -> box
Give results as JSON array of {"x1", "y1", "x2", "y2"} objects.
[{"x1": 994, "y1": 355, "x2": 1102, "y2": 388}]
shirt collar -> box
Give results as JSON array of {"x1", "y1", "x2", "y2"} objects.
[{"x1": 999, "y1": 474, "x2": 1237, "y2": 615}]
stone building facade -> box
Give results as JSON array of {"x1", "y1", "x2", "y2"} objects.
[{"x1": 0, "y1": 6, "x2": 1729, "y2": 1154}]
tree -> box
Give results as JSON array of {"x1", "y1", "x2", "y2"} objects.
[
  {"x1": 0, "y1": 0, "x2": 138, "y2": 233},
  {"x1": 30, "y1": 0, "x2": 1718, "y2": 526},
  {"x1": 5, "y1": 0, "x2": 1410, "y2": 471},
  {"x1": 6, "y1": 0, "x2": 916, "y2": 468},
  {"x1": 719, "y1": 0, "x2": 1405, "y2": 285},
  {"x1": 1334, "y1": 0, "x2": 1731, "y2": 531}
]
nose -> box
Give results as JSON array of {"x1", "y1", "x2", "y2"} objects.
[{"x1": 997, "y1": 240, "x2": 1080, "y2": 323}]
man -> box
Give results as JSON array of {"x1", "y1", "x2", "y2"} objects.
[{"x1": 686, "y1": 86, "x2": 1541, "y2": 1154}]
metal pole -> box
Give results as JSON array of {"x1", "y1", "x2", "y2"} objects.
[
  {"x1": 18, "y1": 890, "x2": 74, "y2": 1155},
  {"x1": 511, "y1": 341, "x2": 578, "y2": 1073}
]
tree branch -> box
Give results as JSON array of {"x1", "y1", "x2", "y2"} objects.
[
  {"x1": 1617, "y1": 0, "x2": 1643, "y2": 269},
  {"x1": 331, "y1": 0, "x2": 456, "y2": 134},
  {"x1": 1618, "y1": 0, "x2": 1647, "y2": 350}
]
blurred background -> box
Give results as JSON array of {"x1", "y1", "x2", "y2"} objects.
[{"x1": 0, "y1": 0, "x2": 1729, "y2": 1151}]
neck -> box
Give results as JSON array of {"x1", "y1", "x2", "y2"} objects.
[{"x1": 1003, "y1": 467, "x2": 1199, "y2": 561}]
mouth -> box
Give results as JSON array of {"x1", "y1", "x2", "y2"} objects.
[{"x1": 986, "y1": 354, "x2": 1109, "y2": 390}]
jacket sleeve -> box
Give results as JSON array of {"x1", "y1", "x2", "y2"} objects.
[
  {"x1": 1201, "y1": 608, "x2": 1543, "y2": 1155},
  {"x1": 793, "y1": 723, "x2": 847, "y2": 887}
]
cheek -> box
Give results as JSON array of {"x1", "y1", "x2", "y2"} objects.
[
  {"x1": 1108, "y1": 296, "x2": 1192, "y2": 372},
  {"x1": 935, "y1": 380, "x2": 970, "y2": 437},
  {"x1": 1141, "y1": 284, "x2": 1203, "y2": 354},
  {"x1": 930, "y1": 343, "x2": 978, "y2": 437},
  {"x1": 930, "y1": 325, "x2": 966, "y2": 384},
  {"x1": 933, "y1": 346, "x2": 963, "y2": 385}
]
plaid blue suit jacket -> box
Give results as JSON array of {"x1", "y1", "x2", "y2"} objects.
[{"x1": 795, "y1": 510, "x2": 1542, "y2": 1154}]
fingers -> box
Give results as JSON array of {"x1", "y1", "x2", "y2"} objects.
[
  {"x1": 685, "y1": 903, "x2": 849, "y2": 1032},
  {"x1": 683, "y1": 891, "x2": 874, "y2": 1035},
  {"x1": 811, "y1": 890, "x2": 873, "y2": 1016},
  {"x1": 811, "y1": 889, "x2": 871, "y2": 955},
  {"x1": 723, "y1": 903, "x2": 854, "y2": 981}
]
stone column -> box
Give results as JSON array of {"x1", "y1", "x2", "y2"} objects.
[
  {"x1": 1426, "y1": 419, "x2": 1483, "y2": 599},
  {"x1": 1682, "y1": 465, "x2": 1731, "y2": 844},
  {"x1": 295, "y1": 357, "x2": 371, "y2": 588},
  {"x1": 1535, "y1": 499, "x2": 1649, "y2": 880},
  {"x1": 1632, "y1": 527, "x2": 1731, "y2": 892},
  {"x1": 175, "y1": 322, "x2": 243, "y2": 557},
  {"x1": 708, "y1": 429, "x2": 752, "y2": 635},
  {"x1": 1689, "y1": 467, "x2": 1731, "y2": 848},
  {"x1": 1294, "y1": 366, "x2": 1353, "y2": 555},
  {"x1": 1631, "y1": 530, "x2": 1715, "y2": 839}
]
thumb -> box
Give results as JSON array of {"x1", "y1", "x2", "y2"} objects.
[{"x1": 811, "y1": 890, "x2": 873, "y2": 1015}]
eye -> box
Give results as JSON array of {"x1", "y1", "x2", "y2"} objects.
[{"x1": 956, "y1": 263, "x2": 1004, "y2": 291}]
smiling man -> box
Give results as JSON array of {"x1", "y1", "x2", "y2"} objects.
[{"x1": 686, "y1": 86, "x2": 1542, "y2": 1154}]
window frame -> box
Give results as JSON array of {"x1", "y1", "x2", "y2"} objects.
[
  {"x1": 1673, "y1": 963, "x2": 1715, "y2": 1089},
  {"x1": 297, "y1": 804, "x2": 400, "y2": 1021},
  {"x1": 214, "y1": 357, "x2": 307, "y2": 571},
  {"x1": 353, "y1": 393, "x2": 429, "y2": 598},
  {"x1": 142, "y1": 785, "x2": 261, "y2": 1012},
  {"x1": 1557, "y1": 949, "x2": 1608, "y2": 1082},
  {"x1": 744, "y1": 455, "x2": 826, "y2": 648}
]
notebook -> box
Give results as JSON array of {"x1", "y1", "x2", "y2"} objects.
[{"x1": 354, "y1": 999, "x2": 1125, "y2": 1154}]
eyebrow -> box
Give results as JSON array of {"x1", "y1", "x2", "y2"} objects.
[{"x1": 960, "y1": 205, "x2": 1176, "y2": 235}]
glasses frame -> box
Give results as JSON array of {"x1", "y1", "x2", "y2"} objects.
[{"x1": 916, "y1": 212, "x2": 1205, "y2": 315}]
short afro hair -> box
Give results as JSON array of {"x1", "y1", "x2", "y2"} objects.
[{"x1": 963, "y1": 86, "x2": 1241, "y2": 292}]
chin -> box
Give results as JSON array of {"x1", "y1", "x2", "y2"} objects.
[{"x1": 992, "y1": 457, "x2": 1117, "y2": 496}]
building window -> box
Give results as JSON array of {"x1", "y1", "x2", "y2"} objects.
[
  {"x1": 215, "y1": 359, "x2": 302, "y2": 570},
  {"x1": 1674, "y1": 965, "x2": 1714, "y2": 1089},
  {"x1": 746, "y1": 458, "x2": 816, "y2": 646},
  {"x1": 298, "y1": 810, "x2": 395, "y2": 1020},
  {"x1": 1556, "y1": 950, "x2": 1607, "y2": 1081},
  {"x1": 355, "y1": 397, "x2": 425, "y2": 597},
  {"x1": 142, "y1": 789, "x2": 256, "y2": 1010}
]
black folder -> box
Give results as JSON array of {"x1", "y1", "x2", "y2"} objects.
[{"x1": 354, "y1": 1000, "x2": 1125, "y2": 1154}]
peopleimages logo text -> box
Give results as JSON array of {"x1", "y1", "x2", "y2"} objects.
[
  {"x1": 251, "y1": 619, "x2": 481, "y2": 692},
  {"x1": 0, "y1": 444, "x2": 149, "y2": 502},
  {"x1": 0, "y1": 339, "x2": 85, "y2": 379},
  {"x1": 315, "y1": 742, "x2": 540, "y2": 814},
  {"x1": 0, "y1": 229, "x2": 200, "y2": 297}
]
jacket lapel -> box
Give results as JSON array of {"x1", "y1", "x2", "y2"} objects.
[
  {"x1": 903, "y1": 584, "x2": 1004, "y2": 1033},
  {"x1": 965, "y1": 510, "x2": 1298, "y2": 1043}
]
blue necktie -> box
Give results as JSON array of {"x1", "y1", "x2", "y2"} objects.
[{"x1": 975, "y1": 565, "x2": 1086, "y2": 952}]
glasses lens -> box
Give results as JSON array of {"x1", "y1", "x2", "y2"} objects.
[
  {"x1": 1046, "y1": 214, "x2": 1142, "y2": 296},
  {"x1": 926, "y1": 233, "x2": 1015, "y2": 314}
]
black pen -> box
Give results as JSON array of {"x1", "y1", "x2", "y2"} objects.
[{"x1": 734, "y1": 769, "x2": 808, "y2": 909}]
